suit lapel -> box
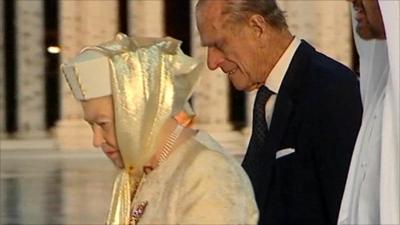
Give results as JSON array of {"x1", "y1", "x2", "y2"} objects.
[
  {"x1": 244, "y1": 41, "x2": 315, "y2": 211},
  {"x1": 265, "y1": 40, "x2": 314, "y2": 159},
  {"x1": 256, "y1": 41, "x2": 314, "y2": 209},
  {"x1": 265, "y1": 90, "x2": 293, "y2": 156}
]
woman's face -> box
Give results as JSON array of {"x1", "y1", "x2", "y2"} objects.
[{"x1": 81, "y1": 96, "x2": 124, "y2": 169}]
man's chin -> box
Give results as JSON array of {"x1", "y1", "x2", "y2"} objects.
[
  {"x1": 243, "y1": 83, "x2": 260, "y2": 92},
  {"x1": 230, "y1": 81, "x2": 254, "y2": 92}
]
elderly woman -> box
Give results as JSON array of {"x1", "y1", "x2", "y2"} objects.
[{"x1": 61, "y1": 33, "x2": 258, "y2": 225}]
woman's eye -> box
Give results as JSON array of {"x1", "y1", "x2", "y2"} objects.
[{"x1": 97, "y1": 122, "x2": 107, "y2": 128}]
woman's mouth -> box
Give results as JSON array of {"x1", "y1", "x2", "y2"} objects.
[
  {"x1": 105, "y1": 150, "x2": 119, "y2": 157},
  {"x1": 101, "y1": 144, "x2": 119, "y2": 157}
]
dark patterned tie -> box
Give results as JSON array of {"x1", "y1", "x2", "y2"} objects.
[
  {"x1": 242, "y1": 86, "x2": 273, "y2": 213},
  {"x1": 247, "y1": 86, "x2": 273, "y2": 155}
]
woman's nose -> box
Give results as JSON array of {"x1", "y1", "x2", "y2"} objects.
[{"x1": 92, "y1": 127, "x2": 104, "y2": 148}]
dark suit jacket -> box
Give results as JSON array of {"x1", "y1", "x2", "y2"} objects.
[{"x1": 242, "y1": 41, "x2": 363, "y2": 225}]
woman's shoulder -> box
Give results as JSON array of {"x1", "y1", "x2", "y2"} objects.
[
  {"x1": 175, "y1": 131, "x2": 259, "y2": 225},
  {"x1": 179, "y1": 131, "x2": 250, "y2": 183},
  {"x1": 186, "y1": 131, "x2": 239, "y2": 166}
]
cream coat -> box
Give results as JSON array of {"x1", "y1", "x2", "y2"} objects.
[{"x1": 131, "y1": 131, "x2": 259, "y2": 225}]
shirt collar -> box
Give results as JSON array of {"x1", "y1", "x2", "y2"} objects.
[{"x1": 265, "y1": 37, "x2": 301, "y2": 94}]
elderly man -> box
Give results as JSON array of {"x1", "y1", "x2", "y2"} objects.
[
  {"x1": 196, "y1": 1, "x2": 363, "y2": 224},
  {"x1": 338, "y1": 0, "x2": 399, "y2": 224}
]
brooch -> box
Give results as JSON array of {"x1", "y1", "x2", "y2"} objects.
[{"x1": 130, "y1": 201, "x2": 148, "y2": 225}]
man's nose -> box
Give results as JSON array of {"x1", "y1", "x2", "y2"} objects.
[
  {"x1": 92, "y1": 127, "x2": 104, "y2": 148},
  {"x1": 207, "y1": 47, "x2": 225, "y2": 70}
]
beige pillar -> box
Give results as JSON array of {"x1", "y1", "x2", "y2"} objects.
[
  {"x1": 16, "y1": 0, "x2": 47, "y2": 138},
  {"x1": 56, "y1": 0, "x2": 118, "y2": 150},
  {"x1": 128, "y1": 0, "x2": 164, "y2": 37}
]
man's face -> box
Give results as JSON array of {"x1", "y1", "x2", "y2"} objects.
[
  {"x1": 82, "y1": 96, "x2": 124, "y2": 169},
  {"x1": 196, "y1": 1, "x2": 266, "y2": 91},
  {"x1": 349, "y1": 0, "x2": 386, "y2": 40}
]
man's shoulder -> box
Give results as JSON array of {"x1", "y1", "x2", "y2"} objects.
[
  {"x1": 296, "y1": 40, "x2": 355, "y2": 79},
  {"x1": 286, "y1": 41, "x2": 357, "y2": 89},
  {"x1": 298, "y1": 51, "x2": 358, "y2": 92},
  {"x1": 286, "y1": 42, "x2": 361, "y2": 107}
]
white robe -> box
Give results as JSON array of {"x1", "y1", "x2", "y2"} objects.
[{"x1": 338, "y1": 1, "x2": 399, "y2": 224}]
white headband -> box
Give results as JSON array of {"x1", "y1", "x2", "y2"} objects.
[{"x1": 61, "y1": 49, "x2": 112, "y2": 100}]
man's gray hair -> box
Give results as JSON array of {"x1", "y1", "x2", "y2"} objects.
[{"x1": 197, "y1": 0, "x2": 288, "y2": 29}]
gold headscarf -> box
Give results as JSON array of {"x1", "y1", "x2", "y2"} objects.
[{"x1": 62, "y1": 33, "x2": 201, "y2": 224}]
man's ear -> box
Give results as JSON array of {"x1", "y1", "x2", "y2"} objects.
[{"x1": 248, "y1": 14, "x2": 267, "y2": 38}]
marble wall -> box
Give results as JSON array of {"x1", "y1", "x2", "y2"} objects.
[
  {"x1": 16, "y1": 0, "x2": 46, "y2": 138},
  {"x1": 278, "y1": 0, "x2": 353, "y2": 67}
]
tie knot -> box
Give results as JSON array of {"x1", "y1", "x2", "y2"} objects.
[{"x1": 255, "y1": 86, "x2": 272, "y2": 107}]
